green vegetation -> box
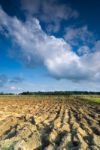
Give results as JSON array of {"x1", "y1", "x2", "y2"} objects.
[
  {"x1": 0, "y1": 91, "x2": 100, "y2": 96},
  {"x1": 78, "y1": 95, "x2": 100, "y2": 104},
  {"x1": 19, "y1": 91, "x2": 100, "y2": 96},
  {"x1": 2, "y1": 142, "x2": 16, "y2": 150}
]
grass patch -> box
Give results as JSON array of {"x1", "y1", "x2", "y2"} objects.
[
  {"x1": 78, "y1": 95, "x2": 100, "y2": 104},
  {"x1": 2, "y1": 142, "x2": 16, "y2": 150}
]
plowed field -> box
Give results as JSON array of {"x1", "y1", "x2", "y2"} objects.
[{"x1": 0, "y1": 96, "x2": 100, "y2": 150}]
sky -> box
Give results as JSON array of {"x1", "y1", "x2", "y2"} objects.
[{"x1": 0, "y1": 0, "x2": 100, "y2": 93}]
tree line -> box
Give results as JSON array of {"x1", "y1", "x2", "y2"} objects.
[
  {"x1": 0, "y1": 91, "x2": 100, "y2": 95},
  {"x1": 19, "y1": 91, "x2": 100, "y2": 95}
]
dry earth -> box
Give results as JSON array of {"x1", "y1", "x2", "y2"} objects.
[{"x1": 0, "y1": 96, "x2": 100, "y2": 150}]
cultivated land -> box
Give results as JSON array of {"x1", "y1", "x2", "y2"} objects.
[{"x1": 0, "y1": 95, "x2": 100, "y2": 150}]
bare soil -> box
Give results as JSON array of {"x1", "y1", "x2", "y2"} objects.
[{"x1": 0, "y1": 96, "x2": 100, "y2": 150}]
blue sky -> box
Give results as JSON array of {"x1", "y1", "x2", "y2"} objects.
[{"x1": 0, "y1": 0, "x2": 100, "y2": 93}]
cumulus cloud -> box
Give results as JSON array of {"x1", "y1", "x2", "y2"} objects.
[
  {"x1": 0, "y1": 7, "x2": 100, "y2": 83},
  {"x1": 21, "y1": 0, "x2": 79, "y2": 33},
  {"x1": 64, "y1": 26, "x2": 94, "y2": 46},
  {"x1": 78, "y1": 46, "x2": 90, "y2": 56}
]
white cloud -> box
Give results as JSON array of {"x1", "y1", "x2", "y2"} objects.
[
  {"x1": 64, "y1": 26, "x2": 94, "y2": 46},
  {"x1": 21, "y1": 0, "x2": 79, "y2": 20},
  {"x1": 0, "y1": 7, "x2": 100, "y2": 83},
  {"x1": 10, "y1": 86, "x2": 17, "y2": 90},
  {"x1": 21, "y1": 0, "x2": 79, "y2": 33},
  {"x1": 78, "y1": 46, "x2": 90, "y2": 56}
]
